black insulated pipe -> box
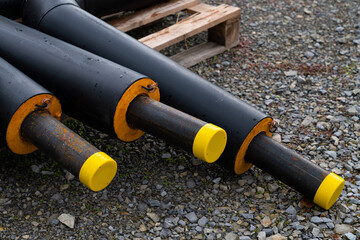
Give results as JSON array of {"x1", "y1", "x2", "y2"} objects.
[
  {"x1": 22, "y1": 0, "x2": 271, "y2": 174},
  {"x1": 75, "y1": 0, "x2": 168, "y2": 17},
  {"x1": 0, "y1": 0, "x2": 22, "y2": 19},
  {"x1": 0, "y1": 57, "x2": 117, "y2": 191},
  {"x1": 0, "y1": 16, "x2": 226, "y2": 163},
  {"x1": 19, "y1": 0, "x2": 346, "y2": 209},
  {"x1": 0, "y1": 0, "x2": 167, "y2": 19}
]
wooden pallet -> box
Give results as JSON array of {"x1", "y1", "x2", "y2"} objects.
[{"x1": 106, "y1": 0, "x2": 241, "y2": 68}]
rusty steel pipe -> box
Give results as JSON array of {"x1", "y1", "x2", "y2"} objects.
[
  {"x1": 246, "y1": 133, "x2": 345, "y2": 210},
  {"x1": 21, "y1": 110, "x2": 117, "y2": 191},
  {"x1": 127, "y1": 95, "x2": 227, "y2": 163}
]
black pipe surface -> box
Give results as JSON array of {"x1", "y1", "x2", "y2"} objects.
[
  {"x1": 19, "y1": 0, "x2": 346, "y2": 209},
  {"x1": 0, "y1": 15, "x2": 148, "y2": 136},
  {"x1": 0, "y1": 0, "x2": 22, "y2": 18},
  {"x1": 23, "y1": 0, "x2": 271, "y2": 173},
  {"x1": 0, "y1": 16, "x2": 226, "y2": 162},
  {"x1": 0, "y1": 0, "x2": 167, "y2": 19},
  {"x1": 0, "y1": 57, "x2": 117, "y2": 191},
  {"x1": 75, "y1": 0, "x2": 168, "y2": 17}
]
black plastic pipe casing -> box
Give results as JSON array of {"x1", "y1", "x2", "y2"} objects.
[
  {"x1": 0, "y1": 57, "x2": 117, "y2": 191},
  {"x1": 0, "y1": 57, "x2": 49, "y2": 136},
  {"x1": 74, "y1": 0, "x2": 168, "y2": 17},
  {"x1": 0, "y1": 16, "x2": 147, "y2": 137},
  {"x1": 0, "y1": 17, "x2": 228, "y2": 162},
  {"x1": 0, "y1": 0, "x2": 22, "y2": 18},
  {"x1": 23, "y1": 1, "x2": 272, "y2": 173},
  {"x1": 0, "y1": 0, "x2": 167, "y2": 20}
]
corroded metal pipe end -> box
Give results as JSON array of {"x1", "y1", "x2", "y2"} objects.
[{"x1": 22, "y1": 111, "x2": 117, "y2": 191}]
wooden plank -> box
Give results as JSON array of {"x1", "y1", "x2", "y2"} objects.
[
  {"x1": 170, "y1": 40, "x2": 239, "y2": 68},
  {"x1": 208, "y1": 18, "x2": 240, "y2": 46},
  {"x1": 107, "y1": 0, "x2": 201, "y2": 32},
  {"x1": 139, "y1": 4, "x2": 241, "y2": 51}
]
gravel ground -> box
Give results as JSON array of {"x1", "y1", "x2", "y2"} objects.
[{"x1": 0, "y1": 0, "x2": 359, "y2": 239}]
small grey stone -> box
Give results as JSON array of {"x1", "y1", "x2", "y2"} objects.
[
  {"x1": 285, "y1": 206, "x2": 297, "y2": 215},
  {"x1": 192, "y1": 158, "x2": 203, "y2": 166},
  {"x1": 58, "y1": 213, "x2": 75, "y2": 228},
  {"x1": 312, "y1": 227, "x2": 320, "y2": 237},
  {"x1": 178, "y1": 220, "x2": 186, "y2": 226},
  {"x1": 347, "y1": 106, "x2": 358, "y2": 116},
  {"x1": 339, "y1": 203, "x2": 350, "y2": 213},
  {"x1": 222, "y1": 61, "x2": 230, "y2": 66},
  {"x1": 321, "y1": 217, "x2": 332, "y2": 223},
  {"x1": 310, "y1": 216, "x2": 323, "y2": 224},
  {"x1": 265, "y1": 99, "x2": 274, "y2": 105},
  {"x1": 225, "y1": 232, "x2": 238, "y2": 240},
  {"x1": 138, "y1": 203, "x2": 148, "y2": 212},
  {"x1": 160, "y1": 229, "x2": 171, "y2": 238},
  {"x1": 41, "y1": 171, "x2": 53, "y2": 175},
  {"x1": 258, "y1": 231, "x2": 266, "y2": 240},
  {"x1": 241, "y1": 213, "x2": 254, "y2": 219},
  {"x1": 161, "y1": 153, "x2": 171, "y2": 159},
  {"x1": 239, "y1": 237, "x2": 251, "y2": 240},
  {"x1": 284, "y1": 70, "x2": 298, "y2": 77},
  {"x1": 354, "y1": 39, "x2": 360, "y2": 44},
  {"x1": 51, "y1": 219, "x2": 59, "y2": 225},
  {"x1": 305, "y1": 51, "x2": 315, "y2": 58},
  {"x1": 212, "y1": 209, "x2": 220, "y2": 216},
  {"x1": 31, "y1": 165, "x2": 40, "y2": 173},
  {"x1": 344, "y1": 218, "x2": 353, "y2": 224},
  {"x1": 186, "y1": 179, "x2": 196, "y2": 188},
  {"x1": 195, "y1": 226, "x2": 202, "y2": 232},
  {"x1": 51, "y1": 193, "x2": 63, "y2": 201},
  {"x1": 325, "y1": 151, "x2": 337, "y2": 159},
  {"x1": 345, "y1": 232, "x2": 357, "y2": 240},
  {"x1": 147, "y1": 213, "x2": 160, "y2": 223},
  {"x1": 213, "y1": 177, "x2": 221, "y2": 184},
  {"x1": 198, "y1": 216, "x2": 209, "y2": 227},
  {"x1": 335, "y1": 26, "x2": 344, "y2": 32},
  {"x1": 336, "y1": 37, "x2": 348, "y2": 43},
  {"x1": 148, "y1": 199, "x2": 160, "y2": 207},
  {"x1": 334, "y1": 224, "x2": 353, "y2": 234},
  {"x1": 301, "y1": 116, "x2": 313, "y2": 126},
  {"x1": 326, "y1": 222, "x2": 335, "y2": 229},
  {"x1": 65, "y1": 170, "x2": 75, "y2": 181},
  {"x1": 185, "y1": 212, "x2": 198, "y2": 223}
]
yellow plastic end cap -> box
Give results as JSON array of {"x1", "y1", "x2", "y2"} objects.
[
  {"x1": 192, "y1": 123, "x2": 227, "y2": 163},
  {"x1": 79, "y1": 152, "x2": 117, "y2": 192},
  {"x1": 313, "y1": 172, "x2": 345, "y2": 210}
]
